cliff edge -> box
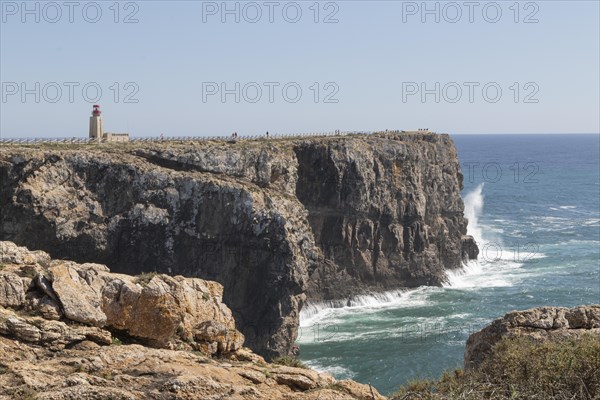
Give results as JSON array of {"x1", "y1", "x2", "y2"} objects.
[{"x1": 0, "y1": 132, "x2": 476, "y2": 358}]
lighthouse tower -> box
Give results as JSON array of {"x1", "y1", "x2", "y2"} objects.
[{"x1": 89, "y1": 105, "x2": 104, "y2": 142}]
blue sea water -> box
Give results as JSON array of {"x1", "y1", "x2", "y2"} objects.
[{"x1": 296, "y1": 134, "x2": 600, "y2": 396}]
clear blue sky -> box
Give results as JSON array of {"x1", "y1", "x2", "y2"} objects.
[{"x1": 1, "y1": 0, "x2": 599, "y2": 137}]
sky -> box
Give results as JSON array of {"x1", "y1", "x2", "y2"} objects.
[{"x1": 1, "y1": 0, "x2": 599, "y2": 137}]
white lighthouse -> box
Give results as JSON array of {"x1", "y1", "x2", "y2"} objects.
[{"x1": 89, "y1": 104, "x2": 104, "y2": 142}]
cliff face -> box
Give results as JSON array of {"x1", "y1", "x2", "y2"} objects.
[
  {"x1": 294, "y1": 135, "x2": 469, "y2": 299},
  {"x1": 0, "y1": 132, "x2": 474, "y2": 358}
]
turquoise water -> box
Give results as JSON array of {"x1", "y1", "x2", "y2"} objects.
[{"x1": 296, "y1": 134, "x2": 600, "y2": 395}]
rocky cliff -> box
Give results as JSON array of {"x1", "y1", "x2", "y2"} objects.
[
  {"x1": 0, "y1": 132, "x2": 475, "y2": 358},
  {"x1": 0, "y1": 241, "x2": 385, "y2": 400}
]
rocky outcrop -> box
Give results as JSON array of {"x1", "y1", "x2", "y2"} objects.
[
  {"x1": 0, "y1": 241, "x2": 385, "y2": 400},
  {"x1": 465, "y1": 305, "x2": 600, "y2": 369},
  {"x1": 460, "y1": 235, "x2": 479, "y2": 262},
  {"x1": 0, "y1": 241, "x2": 243, "y2": 354},
  {"x1": 0, "y1": 132, "x2": 474, "y2": 358}
]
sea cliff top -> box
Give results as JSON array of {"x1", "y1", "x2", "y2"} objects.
[{"x1": 0, "y1": 130, "x2": 450, "y2": 152}]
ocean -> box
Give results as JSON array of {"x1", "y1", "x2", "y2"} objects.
[{"x1": 296, "y1": 134, "x2": 600, "y2": 396}]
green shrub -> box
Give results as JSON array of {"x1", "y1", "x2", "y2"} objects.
[
  {"x1": 135, "y1": 272, "x2": 158, "y2": 287},
  {"x1": 272, "y1": 355, "x2": 308, "y2": 369}
]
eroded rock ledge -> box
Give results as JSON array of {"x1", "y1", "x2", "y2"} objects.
[{"x1": 0, "y1": 241, "x2": 385, "y2": 399}]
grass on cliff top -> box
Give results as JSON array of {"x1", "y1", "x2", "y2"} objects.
[{"x1": 391, "y1": 333, "x2": 600, "y2": 400}]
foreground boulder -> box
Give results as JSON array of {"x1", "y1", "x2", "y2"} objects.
[
  {"x1": 465, "y1": 305, "x2": 600, "y2": 369},
  {"x1": 0, "y1": 241, "x2": 243, "y2": 354}
]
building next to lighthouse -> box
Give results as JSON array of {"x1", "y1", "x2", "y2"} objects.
[{"x1": 89, "y1": 105, "x2": 130, "y2": 143}]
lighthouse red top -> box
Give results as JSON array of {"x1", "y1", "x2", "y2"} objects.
[{"x1": 92, "y1": 104, "x2": 101, "y2": 117}]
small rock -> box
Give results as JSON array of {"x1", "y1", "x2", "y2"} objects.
[{"x1": 71, "y1": 340, "x2": 101, "y2": 351}]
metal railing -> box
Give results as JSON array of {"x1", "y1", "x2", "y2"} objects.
[
  {"x1": 0, "y1": 137, "x2": 97, "y2": 145},
  {"x1": 0, "y1": 130, "x2": 415, "y2": 146}
]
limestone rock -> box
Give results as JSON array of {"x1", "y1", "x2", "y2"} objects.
[
  {"x1": 0, "y1": 271, "x2": 28, "y2": 308},
  {"x1": 0, "y1": 306, "x2": 112, "y2": 349},
  {"x1": 0, "y1": 241, "x2": 51, "y2": 266},
  {"x1": 0, "y1": 241, "x2": 244, "y2": 356},
  {"x1": 271, "y1": 365, "x2": 334, "y2": 391},
  {"x1": 102, "y1": 274, "x2": 243, "y2": 352},
  {"x1": 49, "y1": 261, "x2": 108, "y2": 326},
  {"x1": 465, "y1": 305, "x2": 600, "y2": 369}
]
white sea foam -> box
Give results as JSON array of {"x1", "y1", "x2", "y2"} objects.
[
  {"x1": 549, "y1": 206, "x2": 577, "y2": 211},
  {"x1": 463, "y1": 183, "x2": 485, "y2": 246},
  {"x1": 444, "y1": 261, "x2": 518, "y2": 289},
  {"x1": 302, "y1": 360, "x2": 356, "y2": 379},
  {"x1": 298, "y1": 310, "x2": 475, "y2": 345},
  {"x1": 444, "y1": 184, "x2": 543, "y2": 289},
  {"x1": 553, "y1": 238, "x2": 599, "y2": 245},
  {"x1": 300, "y1": 287, "x2": 431, "y2": 328}
]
